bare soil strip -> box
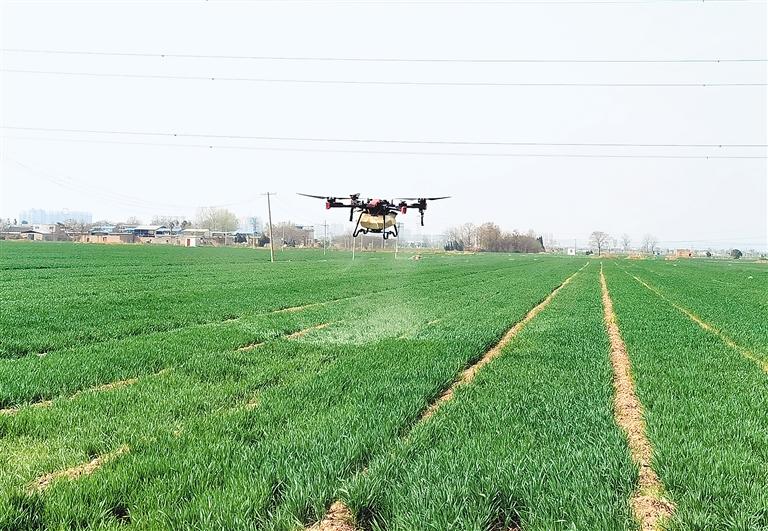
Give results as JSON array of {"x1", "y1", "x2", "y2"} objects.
[
  {"x1": 630, "y1": 273, "x2": 768, "y2": 374},
  {"x1": 0, "y1": 369, "x2": 170, "y2": 416},
  {"x1": 286, "y1": 322, "x2": 333, "y2": 340},
  {"x1": 237, "y1": 322, "x2": 334, "y2": 351},
  {"x1": 30, "y1": 445, "x2": 130, "y2": 493},
  {"x1": 305, "y1": 264, "x2": 588, "y2": 531},
  {"x1": 420, "y1": 265, "x2": 585, "y2": 421},
  {"x1": 307, "y1": 501, "x2": 358, "y2": 531},
  {"x1": 237, "y1": 341, "x2": 264, "y2": 352},
  {"x1": 273, "y1": 301, "x2": 328, "y2": 314},
  {"x1": 600, "y1": 267, "x2": 674, "y2": 531}
]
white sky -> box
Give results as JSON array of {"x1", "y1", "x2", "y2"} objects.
[{"x1": 1, "y1": 0, "x2": 766, "y2": 249}]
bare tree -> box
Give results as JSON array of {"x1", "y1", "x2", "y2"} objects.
[
  {"x1": 641, "y1": 234, "x2": 659, "y2": 254},
  {"x1": 272, "y1": 222, "x2": 315, "y2": 247},
  {"x1": 61, "y1": 218, "x2": 92, "y2": 234},
  {"x1": 621, "y1": 233, "x2": 631, "y2": 252},
  {"x1": 125, "y1": 216, "x2": 142, "y2": 226},
  {"x1": 195, "y1": 207, "x2": 238, "y2": 232},
  {"x1": 151, "y1": 215, "x2": 184, "y2": 227},
  {"x1": 476, "y1": 222, "x2": 504, "y2": 251},
  {"x1": 589, "y1": 231, "x2": 610, "y2": 256},
  {"x1": 445, "y1": 222, "x2": 476, "y2": 250}
]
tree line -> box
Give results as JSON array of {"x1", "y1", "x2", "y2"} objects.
[{"x1": 444, "y1": 223, "x2": 544, "y2": 253}]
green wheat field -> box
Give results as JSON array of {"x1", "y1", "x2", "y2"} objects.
[{"x1": 1, "y1": 242, "x2": 766, "y2": 530}]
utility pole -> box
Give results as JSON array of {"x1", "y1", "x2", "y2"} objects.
[
  {"x1": 323, "y1": 220, "x2": 328, "y2": 256},
  {"x1": 394, "y1": 222, "x2": 402, "y2": 259},
  {"x1": 263, "y1": 192, "x2": 276, "y2": 263}
]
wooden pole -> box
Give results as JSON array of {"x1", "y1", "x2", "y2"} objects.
[{"x1": 264, "y1": 192, "x2": 275, "y2": 263}]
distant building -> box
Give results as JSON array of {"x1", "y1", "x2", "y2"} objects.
[
  {"x1": 79, "y1": 233, "x2": 135, "y2": 244},
  {"x1": 674, "y1": 249, "x2": 693, "y2": 258},
  {"x1": 19, "y1": 209, "x2": 92, "y2": 225},
  {"x1": 181, "y1": 228, "x2": 211, "y2": 238},
  {"x1": 1, "y1": 224, "x2": 68, "y2": 241},
  {"x1": 90, "y1": 225, "x2": 116, "y2": 235},
  {"x1": 132, "y1": 225, "x2": 167, "y2": 238}
]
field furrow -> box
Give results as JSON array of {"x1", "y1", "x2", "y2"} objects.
[
  {"x1": 603, "y1": 263, "x2": 768, "y2": 530},
  {"x1": 600, "y1": 266, "x2": 674, "y2": 530},
  {"x1": 628, "y1": 272, "x2": 768, "y2": 372},
  {"x1": 618, "y1": 259, "x2": 768, "y2": 358}
]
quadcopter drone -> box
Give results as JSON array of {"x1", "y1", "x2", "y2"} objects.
[{"x1": 298, "y1": 193, "x2": 449, "y2": 239}]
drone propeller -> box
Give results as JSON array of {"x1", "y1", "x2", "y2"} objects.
[
  {"x1": 297, "y1": 193, "x2": 331, "y2": 200},
  {"x1": 396, "y1": 196, "x2": 451, "y2": 201}
]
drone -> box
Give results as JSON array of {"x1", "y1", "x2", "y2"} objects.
[{"x1": 298, "y1": 193, "x2": 449, "y2": 239}]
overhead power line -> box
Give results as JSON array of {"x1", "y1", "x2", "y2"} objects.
[
  {"x1": 158, "y1": 0, "x2": 767, "y2": 4},
  {"x1": 3, "y1": 126, "x2": 766, "y2": 149},
  {"x1": 8, "y1": 158, "x2": 261, "y2": 211},
  {"x1": 3, "y1": 69, "x2": 764, "y2": 87},
  {"x1": 2, "y1": 48, "x2": 765, "y2": 64},
  {"x1": 4, "y1": 135, "x2": 766, "y2": 159}
]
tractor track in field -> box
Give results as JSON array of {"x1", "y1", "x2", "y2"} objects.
[
  {"x1": 0, "y1": 369, "x2": 171, "y2": 415},
  {"x1": 10, "y1": 267, "x2": 507, "y2": 360},
  {"x1": 29, "y1": 445, "x2": 130, "y2": 493},
  {"x1": 627, "y1": 272, "x2": 768, "y2": 374},
  {"x1": 601, "y1": 266, "x2": 674, "y2": 531},
  {"x1": 305, "y1": 263, "x2": 588, "y2": 531}
]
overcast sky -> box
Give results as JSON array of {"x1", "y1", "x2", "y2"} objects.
[{"x1": 1, "y1": 0, "x2": 766, "y2": 249}]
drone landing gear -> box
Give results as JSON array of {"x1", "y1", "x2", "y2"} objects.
[
  {"x1": 382, "y1": 223, "x2": 398, "y2": 240},
  {"x1": 351, "y1": 211, "x2": 399, "y2": 239},
  {"x1": 352, "y1": 211, "x2": 366, "y2": 238}
]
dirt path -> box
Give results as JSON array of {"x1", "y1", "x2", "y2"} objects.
[
  {"x1": 630, "y1": 273, "x2": 767, "y2": 374},
  {"x1": 30, "y1": 445, "x2": 130, "y2": 492},
  {"x1": 305, "y1": 264, "x2": 588, "y2": 531},
  {"x1": 600, "y1": 266, "x2": 674, "y2": 531}
]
